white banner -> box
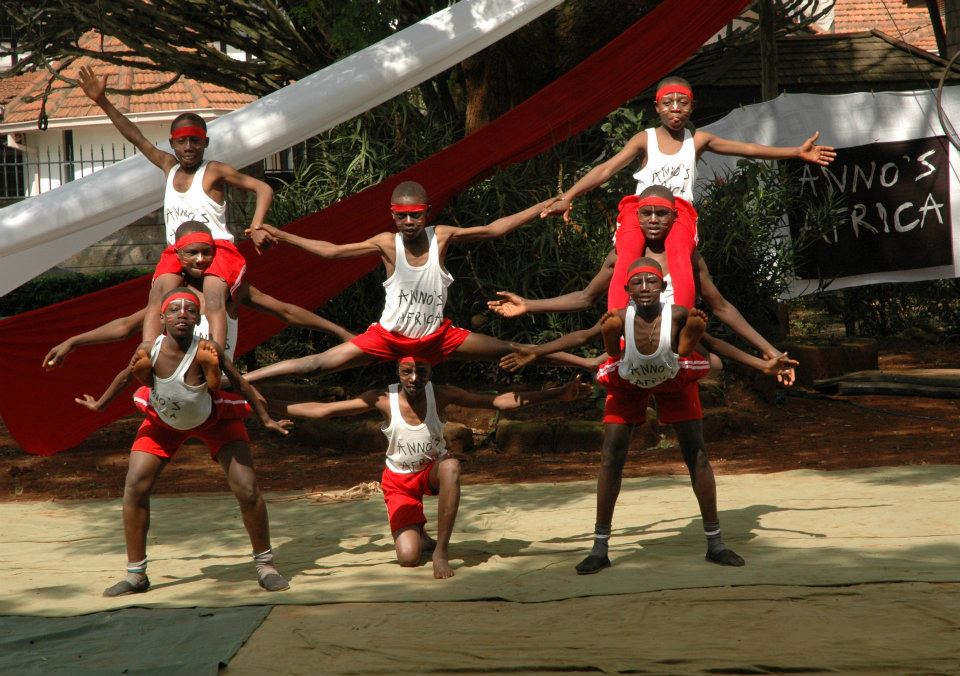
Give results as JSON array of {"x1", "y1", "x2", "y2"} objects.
[
  {"x1": 697, "y1": 89, "x2": 960, "y2": 297},
  {"x1": 0, "y1": 0, "x2": 562, "y2": 297}
]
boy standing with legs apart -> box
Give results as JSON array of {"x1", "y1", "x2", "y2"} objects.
[
  {"x1": 244, "y1": 181, "x2": 589, "y2": 382},
  {"x1": 279, "y1": 358, "x2": 589, "y2": 578},
  {"x1": 502, "y1": 258, "x2": 796, "y2": 572},
  {"x1": 78, "y1": 66, "x2": 275, "y2": 350},
  {"x1": 76, "y1": 288, "x2": 293, "y2": 595}
]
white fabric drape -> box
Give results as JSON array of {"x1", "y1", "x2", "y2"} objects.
[
  {"x1": 0, "y1": 0, "x2": 562, "y2": 296},
  {"x1": 697, "y1": 88, "x2": 960, "y2": 296}
]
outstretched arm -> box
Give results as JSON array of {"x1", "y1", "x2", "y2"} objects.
[
  {"x1": 701, "y1": 333, "x2": 798, "y2": 382},
  {"x1": 281, "y1": 389, "x2": 383, "y2": 420},
  {"x1": 439, "y1": 376, "x2": 590, "y2": 411},
  {"x1": 440, "y1": 197, "x2": 559, "y2": 245},
  {"x1": 695, "y1": 253, "x2": 783, "y2": 358},
  {"x1": 541, "y1": 132, "x2": 647, "y2": 221},
  {"x1": 217, "y1": 344, "x2": 292, "y2": 434},
  {"x1": 698, "y1": 130, "x2": 836, "y2": 166},
  {"x1": 74, "y1": 351, "x2": 140, "y2": 412},
  {"x1": 77, "y1": 66, "x2": 175, "y2": 172},
  {"x1": 488, "y1": 249, "x2": 616, "y2": 317},
  {"x1": 500, "y1": 322, "x2": 604, "y2": 373},
  {"x1": 44, "y1": 309, "x2": 146, "y2": 369},
  {"x1": 242, "y1": 284, "x2": 355, "y2": 342},
  {"x1": 245, "y1": 223, "x2": 389, "y2": 261}
]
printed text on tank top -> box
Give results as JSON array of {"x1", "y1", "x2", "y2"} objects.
[
  {"x1": 163, "y1": 161, "x2": 231, "y2": 244},
  {"x1": 379, "y1": 227, "x2": 453, "y2": 338},
  {"x1": 633, "y1": 128, "x2": 696, "y2": 202},
  {"x1": 148, "y1": 334, "x2": 213, "y2": 430},
  {"x1": 617, "y1": 301, "x2": 680, "y2": 388},
  {"x1": 382, "y1": 383, "x2": 448, "y2": 474}
]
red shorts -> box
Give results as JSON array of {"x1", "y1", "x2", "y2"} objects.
[
  {"x1": 152, "y1": 239, "x2": 247, "y2": 296},
  {"x1": 381, "y1": 462, "x2": 439, "y2": 532},
  {"x1": 350, "y1": 319, "x2": 470, "y2": 365},
  {"x1": 597, "y1": 352, "x2": 710, "y2": 425},
  {"x1": 131, "y1": 386, "x2": 251, "y2": 460},
  {"x1": 609, "y1": 195, "x2": 698, "y2": 310}
]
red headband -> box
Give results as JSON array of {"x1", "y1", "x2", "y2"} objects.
[
  {"x1": 627, "y1": 265, "x2": 664, "y2": 281},
  {"x1": 391, "y1": 203, "x2": 428, "y2": 213},
  {"x1": 636, "y1": 196, "x2": 676, "y2": 210},
  {"x1": 399, "y1": 355, "x2": 430, "y2": 364},
  {"x1": 170, "y1": 126, "x2": 207, "y2": 140},
  {"x1": 655, "y1": 85, "x2": 694, "y2": 103},
  {"x1": 161, "y1": 292, "x2": 200, "y2": 313},
  {"x1": 174, "y1": 231, "x2": 215, "y2": 249}
]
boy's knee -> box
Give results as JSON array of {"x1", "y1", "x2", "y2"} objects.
[
  {"x1": 231, "y1": 480, "x2": 260, "y2": 508},
  {"x1": 438, "y1": 457, "x2": 460, "y2": 483}
]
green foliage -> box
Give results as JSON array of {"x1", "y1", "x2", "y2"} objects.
[
  {"x1": 800, "y1": 279, "x2": 960, "y2": 339},
  {"x1": 259, "y1": 104, "x2": 647, "y2": 385},
  {"x1": 0, "y1": 269, "x2": 147, "y2": 317},
  {"x1": 695, "y1": 159, "x2": 841, "y2": 338}
]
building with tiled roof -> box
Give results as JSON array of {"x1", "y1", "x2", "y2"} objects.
[
  {"x1": 0, "y1": 31, "x2": 256, "y2": 272},
  {"x1": 0, "y1": 32, "x2": 254, "y2": 198},
  {"x1": 833, "y1": 0, "x2": 944, "y2": 54}
]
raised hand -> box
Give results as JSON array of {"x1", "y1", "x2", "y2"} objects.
[
  {"x1": 487, "y1": 291, "x2": 529, "y2": 318},
  {"x1": 798, "y1": 131, "x2": 837, "y2": 166},
  {"x1": 500, "y1": 348, "x2": 538, "y2": 373},
  {"x1": 77, "y1": 66, "x2": 107, "y2": 103}
]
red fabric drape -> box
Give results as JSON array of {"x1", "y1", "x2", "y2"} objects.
[
  {"x1": 0, "y1": 0, "x2": 749, "y2": 455},
  {"x1": 610, "y1": 196, "x2": 698, "y2": 310}
]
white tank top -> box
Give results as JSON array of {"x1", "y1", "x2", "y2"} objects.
[
  {"x1": 378, "y1": 227, "x2": 453, "y2": 338},
  {"x1": 382, "y1": 382, "x2": 448, "y2": 474},
  {"x1": 194, "y1": 313, "x2": 239, "y2": 361},
  {"x1": 163, "y1": 161, "x2": 231, "y2": 244},
  {"x1": 633, "y1": 128, "x2": 696, "y2": 202},
  {"x1": 617, "y1": 301, "x2": 680, "y2": 388},
  {"x1": 660, "y1": 273, "x2": 674, "y2": 305},
  {"x1": 148, "y1": 334, "x2": 213, "y2": 430}
]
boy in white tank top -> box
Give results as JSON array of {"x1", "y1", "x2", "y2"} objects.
[
  {"x1": 278, "y1": 357, "x2": 589, "y2": 579},
  {"x1": 501, "y1": 259, "x2": 798, "y2": 574},
  {"x1": 78, "y1": 67, "x2": 275, "y2": 353},
  {"x1": 243, "y1": 181, "x2": 593, "y2": 385},
  {"x1": 75, "y1": 288, "x2": 293, "y2": 596}
]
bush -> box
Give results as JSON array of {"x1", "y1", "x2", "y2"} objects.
[{"x1": 0, "y1": 268, "x2": 148, "y2": 318}]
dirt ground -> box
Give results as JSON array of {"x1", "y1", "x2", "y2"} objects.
[{"x1": 1, "y1": 340, "x2": 958, "y2": 502}]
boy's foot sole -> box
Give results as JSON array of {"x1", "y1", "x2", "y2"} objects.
[
  {"x1": 103, "y1": 577, "x2": 150, "y2": 597},
  {"x1": 575, "y1": 554, "x2": 611, "y2": 575},
  {"x1": 706, "y1": 549, "x2": 745, "y2": 567},
  {"x1": 258, "y1": 573, "x2": 290, "y2": 592}
]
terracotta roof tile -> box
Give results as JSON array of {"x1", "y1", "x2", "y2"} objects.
[
  {"x1": 0, "y1": 31, "x2": 254, "y2": 127},
  {"x1": 834, "y1": 0, "x2": 943, "y2": 53}
]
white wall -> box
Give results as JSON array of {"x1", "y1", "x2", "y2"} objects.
[{"x1": 20, "y1": 122, "x2": 170, "y2": 195}]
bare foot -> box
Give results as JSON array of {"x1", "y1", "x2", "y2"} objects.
[
  {"x1": 131, "y1": 348, "x2": 153, "y2": 386},
  {"x1": 678, "y1": 308, "x2": 707, "y2": 356},
  {"x1": 196, "y1": 340, "x2": 221, "y2": 388},
  {"x1": 600, "y1": 312, "x2": 623, "y2": 357},
  {"x1": 432, "y1": 550, "x2": 454, "y2": 579}
]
